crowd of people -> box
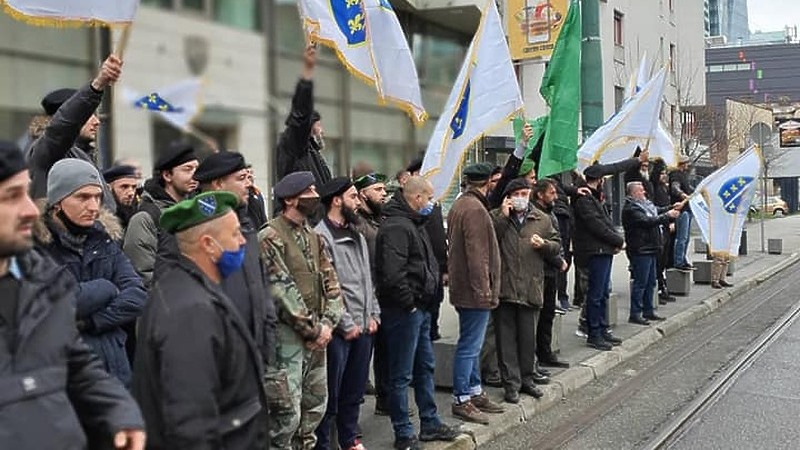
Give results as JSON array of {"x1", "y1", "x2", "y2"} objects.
[{"x1": 0, "y1": 43, "x2": 709, "y2": 450}]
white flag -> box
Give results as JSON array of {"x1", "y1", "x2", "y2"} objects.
[
  {"x1": 578, "y1": 67, "x2": 668, "y2": 172},
  {"x1": 123, "y1": 78, "x2": 203, "y2": 131},
  {"x1": 627, "y1": 55, "x2": 678, "y2": 167},
  {"x1": 299, "y1": 0, "x2": 426, "y2": 124},
  {"x1": 689, "y1": 146, "x2": 763, "y2": 257},
  {"x1": 420, "y1": 0, "x2": 523, "y2": 200},
  {"x1": 1, "y1": 0, "x2": 139, "y2": 25}
]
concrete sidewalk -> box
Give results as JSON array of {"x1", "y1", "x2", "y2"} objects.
[{"x1": 357, "y1": 215, "x2": 800, "y2": 450}]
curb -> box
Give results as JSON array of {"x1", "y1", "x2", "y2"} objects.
[{"x1": 436, "y1": 252, "x2": 800, "y2": 450}]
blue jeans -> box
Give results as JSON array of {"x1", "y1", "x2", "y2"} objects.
[
  {"x1": 673, "y1": 211, "x2": 692, "y2": 266},
  {"x1": 629, "y1": 254, "x2": 657, "y2": 319},
  {"x1": 315, "y1": 333, "x2": 373, "y2": 450},
  {"x1": 453, "y1": 308, "x2": 490, "y2": 403},
  {"x1": 587, "y1": 255, "x2": 613, "y2": 340},
  {"x1": 381, "y1": 308, "x2": 443, "y2": 440}
]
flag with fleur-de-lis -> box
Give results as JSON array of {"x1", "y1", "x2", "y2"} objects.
[
  {"x1": 299, "y1": 0, "x2": 426, "y2": 124},
  {"x1": 122, "y1": 78, "x2": 203, "y2": 131}
]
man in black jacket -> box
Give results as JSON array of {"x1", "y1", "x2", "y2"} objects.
[
  {"x1": 670, "y1": 156, "x2": 694, "y2": 270},
  {"x1": 26, "y1": 55, "x2": 121, "y2": 209},
  {"x1": 375, "y1": 176, "x2": 461, "y2": 450},
  {"x1": 651, "y1": 163, "x2": 677, "y2": 302},
  {"x1": 133, "y1": 191, "x2": 267, "y2": 450},
  {"x1": 622, "y1": 182, "x2": 679, "y2": 325},
  {"x1": 276, "y1": 43, "x2": 332, "y2": 187},
  {"x1": 0, "y1": 141, "x2": 145, "y2": 450}
]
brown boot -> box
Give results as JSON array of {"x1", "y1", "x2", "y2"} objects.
[
  {"x1": 470, "y1": 392, "x2": 505, "y2": 413},
  {"x1": 452, "y1": 401, "x2": 490, "y2": 425}
]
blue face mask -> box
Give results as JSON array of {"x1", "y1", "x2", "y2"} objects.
[
  {"x1": 419, "y1": 200, "x2": 435, "y2": 216},
  {"x1": 212, "y1": 239, "x2": 246, "y2": 279}
]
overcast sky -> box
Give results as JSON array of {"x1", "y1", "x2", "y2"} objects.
[{"x1": 748, "y1": 0, "x2": 800, "y2": 32}]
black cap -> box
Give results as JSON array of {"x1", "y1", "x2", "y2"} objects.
[
  {"x1": 462, "y1": 162, "x2": 494, "y2": 182},
  {"x1": 0, "y1": 140, "x2": 27, "y2": 184},
  {"x1": 155, "y1": 141, "x2": 198, "y2": 171},
  {"x1": 274, "y1": 171, "x2": 315, "y2": 199},
  {"x1": 193, "y1": 151, "x2": 247, "y2": 183},
  {"x1": 354, "y1": 172, "x2": 387, "y2": 191},
  {"x1": 583, "y1": 163, "x2": 606, "y2": 180},
  {"x1": 319, "y1": 176, "x2": 354, "y2": 203},
  {"x1": 103, "y1": 165, "x2": 138, "y2": 183},
  {"x1": 502, "y1": 178, "x2": 532, "y2": 198},
  {"x1": 41, "y1": 88, "x2": 77, "y2": 116},
  {"x1": 406, "y1": 157, "x2": 423, "y2": 174}
]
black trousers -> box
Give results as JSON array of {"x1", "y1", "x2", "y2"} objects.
[
  {"x1": 537, "y1": 276, "x2": 558, "y2": 360},
  {"x1": 556, "y1": 215, "x2": 572, "y2": 301},
  {"x1": 429, "y1": 275, "x2": 445, "y2": 338},
  {"x1": 495, "y1": 302, "x2": 539, "y2": 391},
  {"x1": 573, "y1": 258, "x2": 589, "y2": 308}
]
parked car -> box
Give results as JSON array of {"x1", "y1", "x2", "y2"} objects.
[{"x1": 752, "y1": 196, "x2": 789, "y2": 215}]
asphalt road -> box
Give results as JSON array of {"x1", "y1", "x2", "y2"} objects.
[{"x1": 481, "y1": 261, "x2": 800, "y2": 450}]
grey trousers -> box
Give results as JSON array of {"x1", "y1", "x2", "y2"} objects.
[{"x1": 495, "y1": 302, "x2": 540, "y2": 392}]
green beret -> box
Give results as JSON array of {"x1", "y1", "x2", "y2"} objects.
[
  {"x1": 462, "y1": 162, "x2": 494, "y2": 182},
  {"x1": 160, "y1": 191, "x2": 239, "y2": 233},
  {"x1": 354, "y1": 172, "x2": 387, "y2": 191},
  {"x1": 518, "y1": 158, "x2": 536, "y2": 177}
]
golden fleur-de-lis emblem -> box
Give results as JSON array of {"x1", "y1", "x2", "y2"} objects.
[
  {"x1": 348, "y1": 13, "x2": 364, "y2": 34},
  {"x1": 346, "y1": 0, "x2": 360, "y2": 7}
]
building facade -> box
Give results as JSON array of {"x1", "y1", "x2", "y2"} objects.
[{"x1": 706, "y1": 0, "x2": 750, "y2": 43}]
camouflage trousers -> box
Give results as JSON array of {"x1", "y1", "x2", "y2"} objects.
[{"x1": 268, "y1": 323, "x2": 328, "y2": 450}]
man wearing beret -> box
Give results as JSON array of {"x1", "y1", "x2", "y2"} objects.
[
  {"x1": 132, "y1": 191, "x2": 268, "y2": 450},
  {"x1": 276, "y1": 43, "x2": 332, "y2": 188},
  {"x1": 0, "y1": 141, "x2": 145, "y2": 450},
  {"x1": 192, "y1": 151, "x2": 279, "y2": 389},
  {"x1": 26, "y1": 55, "x2": 122, "y2": 209},
  {"x1": 123, "y1": 141, "x2": 199, "y2": 287},
  {"x1": 258, "y1": 171, "x2": 344, "y2": 450},
  {"x1": 446, "y1": 162, "x2": 505, "y2": 424},
  {"x1": 314, "y1": 177, "x2": 380, "y2": 450},
  {"x1": 35, "y1": 159, "x2": 146, "y2": 387},
  {"x1": 103, "y1": 164, "x2": 140, "y2": 230}
]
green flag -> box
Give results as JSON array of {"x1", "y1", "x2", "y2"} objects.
[{"x1": 538, "y1": 0, "x2": 581, "y2": 178}]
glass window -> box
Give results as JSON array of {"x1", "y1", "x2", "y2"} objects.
[
  {"x1": 276, "y1": 3, "x2": 304, "y2": 53},
  {"x1": 213, "y1": 0, "x2": 258, "y2": 31},
  {"x1": 613, "y1": 11, "x2": 623, "y2": 46},
  {"x1": 181, "y1": 0, "x2": 205, "y2": 12},
  {"x1": 412, "y1": 32, "x2": 467, "y2": 88}
]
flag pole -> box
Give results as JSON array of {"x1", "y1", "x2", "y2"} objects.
[
  {"x1": 114, "y1": 24, "x2": 133, "y2": 58},
  {"x1": 187, "y1": 126, "x2": 220, "y2": 152}
]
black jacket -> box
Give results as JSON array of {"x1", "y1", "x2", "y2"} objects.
[
  {"x1": 487, "y1": 153, "x2": 523, "y2": 210},
  {"x1": 669, "y1": 169, "x2": 694, "y2": 204},
  {"x1": 425, "y1": 204, "x2": 448, "y2": 275},
  {"x1": 133, "y1": 255, "x2": 267, "y2": 450},
  {"x1": 533, "y1": 201, "x2": 568, "y2": 277},
  {"x1": 0, "y1": 249, "x2": 143, "y2": 449},
  {"x1": 624, "y1": 165, "x2": 654, "y2": 200},
  {"x1": 375, "y1": 191, "x2": 440, "y2": 312},
  {"x1": 26, "y1": 84, "x2": 115, "y2": 210},
  {"x1": 572, "y1": 185, "x2": 624, "y2": 261},
  {"x1": 622, "y1": 198, "x2": 673, "y2": 255},
  {"x1": 275, "y1": 79, "x2": 332, "y2": 186}
]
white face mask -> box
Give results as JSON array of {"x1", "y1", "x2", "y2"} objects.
[{"x1": 511, "y1": 197, "x2": 529, "y2": 211}]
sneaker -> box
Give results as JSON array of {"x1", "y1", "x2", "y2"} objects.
[
  {"x1": 419, "y1": 423, "x2": 463, "y2": 442},
  {"x1": 575, "y1": 323, "x2": 588, "y2": 338},
  {"x1": 452, "y1": 401, "x2": 489, "y2": 425},
  {"x1": 676, "y1": 264, "x2": 695, "y2": 271},
  {"x1": 470, "y1": 392, "x2": 505, "y2": 413},
  {"x1": 531, "y1": 372, "x2": 550, "y2": 385},
  {"x1": 711, "y1": 282, "x2": 722, "y2": 289},
  {"x1": 628, "y1": 316, "x2": 651, "y2": 326},
  {"x1": 394, "y1": 436, "x2": 422, "y2": 450},
  {"x1": 720, "y1": 280, "x2": 734, "y2": 287},
  {"x1": 602, "y1": 332, "x2": 623, "y2": 345},
  {"x1": 535, "y1": 365, "x2": 551, "y2": 377},
  {"x1": 348, "y1": 439, "x2": 367, "y2": 450},
  {"x1": 555, "y1": 305, "x2": 568, "y2": 315},
  {"x1": 587, "y1": 337, "x2": 613, "y2": 351}
]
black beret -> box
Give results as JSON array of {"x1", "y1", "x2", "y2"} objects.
[
  {"x1": 155, "y1": 141, "x2": 198, "y2": 171},
  {"x1": 160, "y1": 191, "x2": 239, "y2": 234},
  {"x1": 41, "y1": 88, "x2": 77, "y2": 116},
  {"x1": 319, "y1": 176, "x2": 354, "y2": 203},
  {"x1": 354, "y1": 172, "x2": 387, "y2": 191},
  {"x1": 0, "y1": 140, "x2": 27, "y2": 184},
  {"x1": 583, "y1": 163, "x2": 606, "y2": 180},
  {"x1": 193, "y1": 151, "x2": 247, "y2": 183},
  {"x1": 103, "y1": 165, "x2": 138, "y2": 183},
  {"x1": 502, "y1": 178, "x2": 532, "y2": 198},
  {"x1": 406, "y1": 157, "x2": 423, "y2": 173},
  {"x1": 274, "y1": 171, "x2": 315, "y2": 199},
  {"x1": 462, "y1": 162, "x2": 494, "y2": 182}
]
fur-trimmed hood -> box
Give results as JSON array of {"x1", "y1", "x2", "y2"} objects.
[{"x1": 33, "y1": 198, "x2": 124, "y2": 245}]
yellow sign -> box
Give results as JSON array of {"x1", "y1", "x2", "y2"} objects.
[{"x1": 506, "y1": 0, "x2": 569, "y2": 61}]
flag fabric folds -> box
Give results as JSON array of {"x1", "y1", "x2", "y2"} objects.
[
  {"x1": 420, "y1": 0, "x2": 523, "y2": 201},
  {"x1": 1, "y1": 0, "x2": 139, "y2": 26},
  {"x1": 627, "y1": 55, "x2": 678, "y2": 167},
  {"x1": 689, "y1": 146, "x2": 762, "y2": 258},
  {"x1": 299, "y1": 0, "x2": 426, "y2": 124},
  {"x1": 577, "y1": 67, "x2": 667, "y2": 172},
  {"x1": 123, "y1": 78, "x2": 203, "y2": 131},
  {"x1": 537, "y1": 0, "x2": 581, "y2": 178}
]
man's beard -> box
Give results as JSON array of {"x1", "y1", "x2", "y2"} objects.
[
  {"x1": 640, "y1": 171, "x2": 649, "y2": 181},
  {"x1": 0, "y1": 236, "x2": 34, "y2": 259},
  {"x1": 310, "y1": 134, "x2": 325, "y2": 151},
  {"x1": 364, "y1": 198, "x2": 383, "y2": 216},
  {"x1": 342, "y1": 206, "x2": 359, "y2": 224}
]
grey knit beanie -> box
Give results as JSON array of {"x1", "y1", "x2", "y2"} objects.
[{"x1": 47, "y1": 159, "x2": 103, "y2": 207}]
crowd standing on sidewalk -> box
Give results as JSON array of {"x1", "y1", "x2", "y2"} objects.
[{"x1": 1, "y1": 43, "x2": 709, "y2": 450}]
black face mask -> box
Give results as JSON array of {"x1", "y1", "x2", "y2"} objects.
[
  {"x1": 297, "y1": 197, "x2": 321, "y2": 217},
  {"x1": 309, "y1": 134, "x2": 324, "y2": 151},
  {"x1": 56, "y1": 209, "x2": 92, "y2": 236}
]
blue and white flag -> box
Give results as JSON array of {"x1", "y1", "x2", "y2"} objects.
[
  {"x1": 577, "y1": 67, "x2": 667, "y2": 172},
  {"x1": 420, "y1": 0, "x2": 523, "y2": 200},
  {"x1": 123, "y1": 78, "x2": 203, "y2": 131},
  {"x1": 689, "y1": 146, "x2": 762, "y2": 257},
  {"x1": 299, "y1": 0, "x2": 426, "y2": 124}
]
